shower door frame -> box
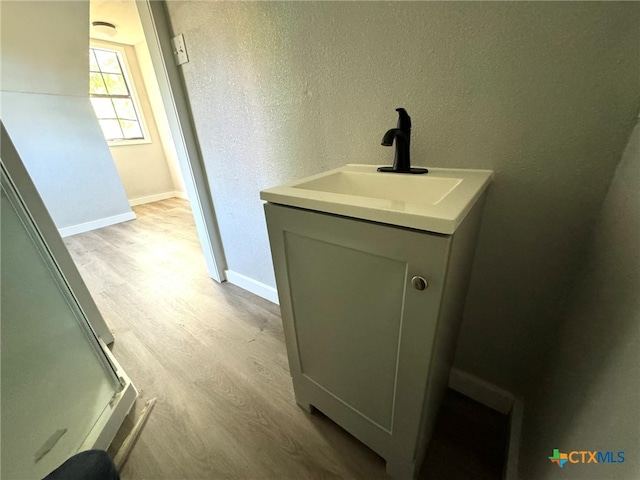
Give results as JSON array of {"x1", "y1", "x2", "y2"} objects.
[{"x1": 1, "y1": 123, "x2": 137, "y2": 455}]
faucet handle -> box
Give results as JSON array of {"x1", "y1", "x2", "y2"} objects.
[{"x1": 396, "y1": 108, "x2": 411, "y2": 131}]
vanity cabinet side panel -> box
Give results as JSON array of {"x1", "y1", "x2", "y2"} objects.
[
  {"x1": 414, "y1": 193, "x2": 488, "y2": 470},
  {"x1": 264, "y1": 205, "x2": 304, "y2": 378}
]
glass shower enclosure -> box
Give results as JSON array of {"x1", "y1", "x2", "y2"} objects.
[{"x1": 1, "y1": 124, "x2": 137, "y2": 478}]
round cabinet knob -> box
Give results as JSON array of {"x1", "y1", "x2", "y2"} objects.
[{"x1": 411, "y1": 276, "x2": 428, "y2": 291}]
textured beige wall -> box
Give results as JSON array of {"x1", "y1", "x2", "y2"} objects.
[
  {"x1": 519, "y1": 120, "x2": 640, "y2": 479},
  {"x1": 165, "y1": 1, "x2": 640, "y2": 394}
]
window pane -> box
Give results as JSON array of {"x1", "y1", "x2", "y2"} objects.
[
  {"x1": 98, "y1": 119, "x2": 122, "y2": 140},
  {"x1": 90, "y1": 98, "x2": 116, "y2": 119},
  {"x1": 112, "y1": 98, "x2": 137, "y2": 120},
  {"x1": 94, "y1": 49, "x2": 121, "y2": 74},
  {"x1": 120, "y1": 120, "x2": 143, "y2": 139},
  {"x1": 89, "y1": 47, "x2": 146, "y2": 142},
  {"x1": 89, "y1": 73, "x2": 107, "y2": 94},
  {"x1": 89, "y1": 49, "x2": 100, "y2": 72},
  {"x1": 103, "y1": 74, "x2": 128, "y2": 95}
]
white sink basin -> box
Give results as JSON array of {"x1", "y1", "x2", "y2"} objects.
[
  {"x1": 260, "y1": 164, "x2": 493, "y2": 234},
  {"x1": 294, "y1": 170, "x2": 463, "y2": 206}
]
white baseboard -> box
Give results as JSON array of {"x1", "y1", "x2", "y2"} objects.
[
  {"x1": 504, "y1": 397, "x2": 523, "y2": 480},
  {"x1": 59, "y1": 211, "x2": 136, "y2": 237},
  {"x1": 174, "y1": 190, "x2": 188, "y2": 200},
  {"x1": 129, "y1": 191, "x2": 180, "y2": 206},
  {"x1": 448, "y1": 367, "x2": 515, "y2": 415},
  {"x1": 224, "y1": 270, "x2": 279, "y2": 305}
]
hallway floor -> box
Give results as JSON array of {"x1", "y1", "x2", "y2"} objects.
[{"x1": 64, "y1": 198, "x2": 507, "y2": 479}]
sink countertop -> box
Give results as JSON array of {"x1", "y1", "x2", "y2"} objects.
[{"x1": 260, "y1": 164, "x2": 493, "y2": 234}]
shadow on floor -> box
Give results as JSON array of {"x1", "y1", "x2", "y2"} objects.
[{"x1": 419, "y1": 389, "x2": 508, "y2": 479}]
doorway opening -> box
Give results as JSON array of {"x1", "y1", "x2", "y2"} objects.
[{"x1": 73, "y1": 0, "x2": 227, "y2": 307}]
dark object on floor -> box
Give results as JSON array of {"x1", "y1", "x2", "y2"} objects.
[
  {"x1": 43, "y1": 450, "x2": 119, "y2": 480},
  {"x1": 420, "y1": 389, "x2": 508, "y2": 479}
]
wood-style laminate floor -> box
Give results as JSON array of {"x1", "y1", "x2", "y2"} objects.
[{"x1": 63, "y1": 198, "x2": 507, "y2": 480}]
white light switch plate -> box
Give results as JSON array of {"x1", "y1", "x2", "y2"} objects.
[{"x1": 171, "y1": 34, "x2": 189, "y2": 66}]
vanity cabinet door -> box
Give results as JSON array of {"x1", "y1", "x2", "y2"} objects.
[{"x1": 265, "y1": 203, "x2": 451, "y2": 474}]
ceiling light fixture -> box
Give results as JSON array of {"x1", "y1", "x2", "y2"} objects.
[{"x1": 92, "y1": 21, "x2": 117, "y2": 37}]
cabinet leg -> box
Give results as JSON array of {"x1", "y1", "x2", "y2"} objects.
[
  {"x1": 295, "y1": 394, "x2": 315, "y2": 414},
  {"x1": 386, "y1": 458, "x2": 418, "y2": 480}
]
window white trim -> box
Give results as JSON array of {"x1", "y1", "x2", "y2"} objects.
[
  {"x1": 107, "y1": 138, "x2": 152, "y2": 147},
  {"x1": 89, "y1": 39, "x2": 151, "y2": 146}
]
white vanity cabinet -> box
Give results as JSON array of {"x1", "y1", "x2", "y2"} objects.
[{"x1": 264, "y1": 189, "x2": 487, "y2": 479}]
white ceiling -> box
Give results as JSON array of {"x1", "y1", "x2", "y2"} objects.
[{"x1": 90, "y1": 0, "x2": 145, "y2": 45}]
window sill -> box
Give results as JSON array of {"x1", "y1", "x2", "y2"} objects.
[{"x1": 107, "y1": 138, "x2": 152, "y2": 147}]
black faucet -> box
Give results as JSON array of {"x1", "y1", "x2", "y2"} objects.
[{"x1": 378, "y1": 108, "x2": 428, "y2": 174}]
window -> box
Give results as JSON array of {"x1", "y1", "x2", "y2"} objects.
[{"x1": 89, "y1": 47, "x2": 145, "y2": 143}]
